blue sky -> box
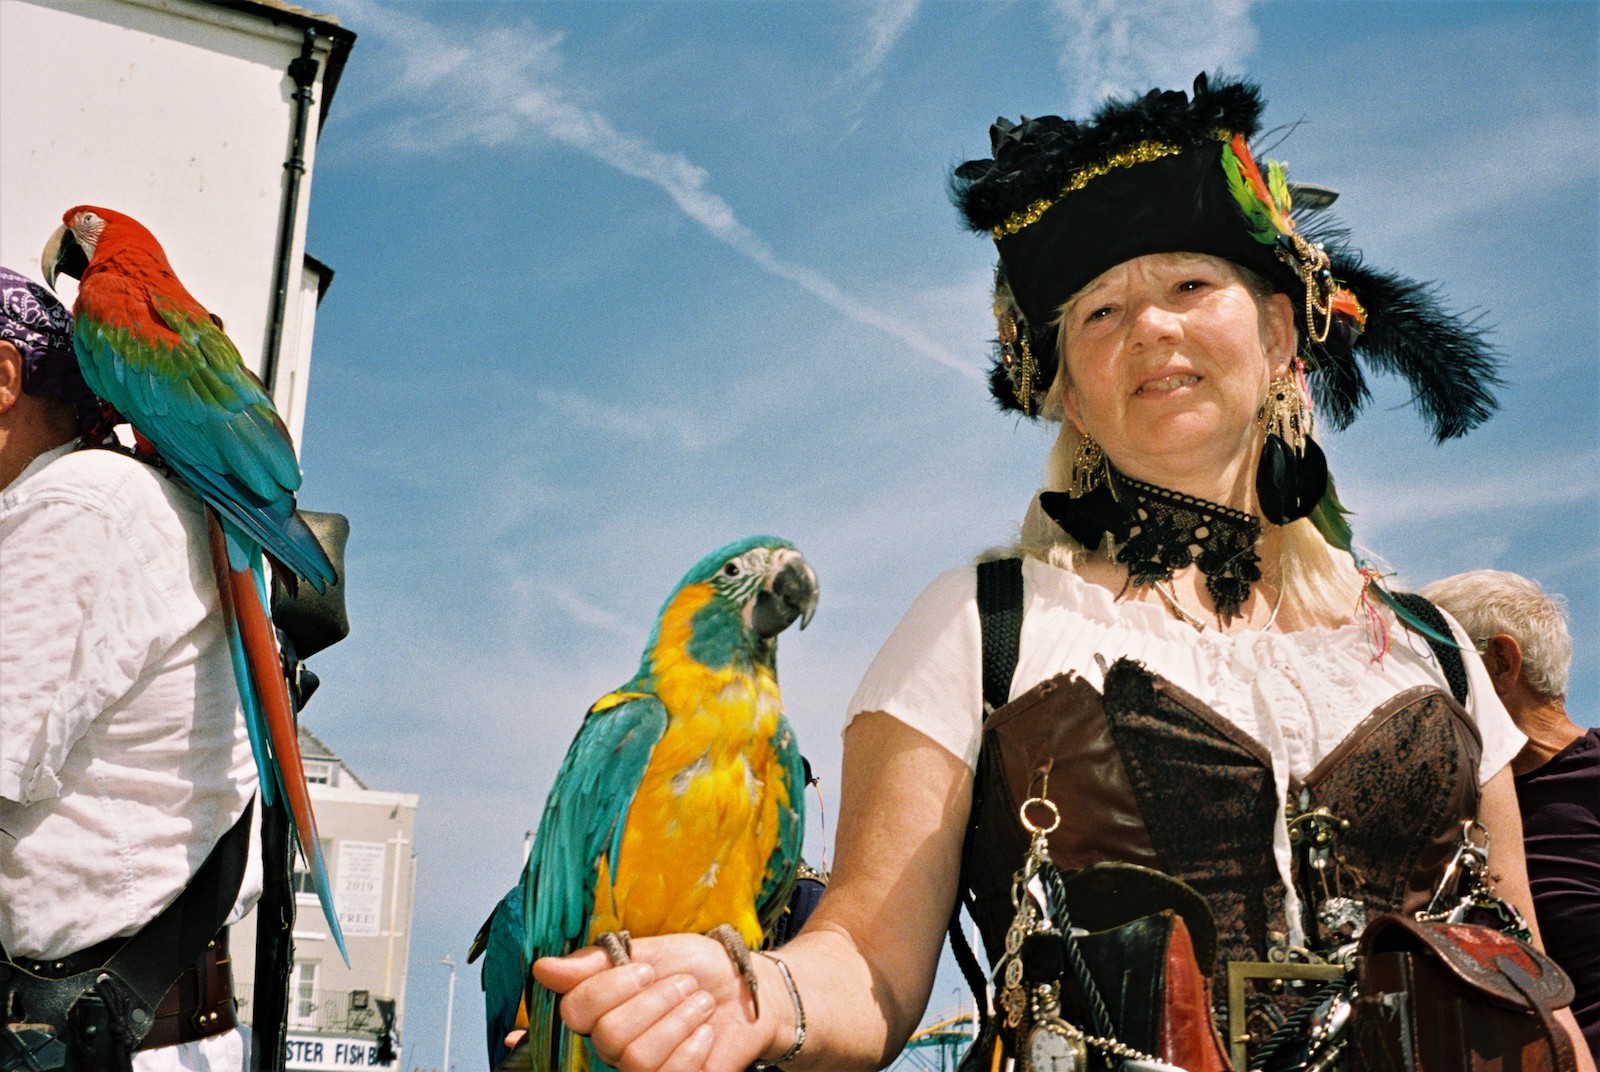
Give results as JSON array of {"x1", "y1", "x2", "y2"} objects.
[{"x1": 291, "y1": 2, "x2": 1599, "y2": 1068}]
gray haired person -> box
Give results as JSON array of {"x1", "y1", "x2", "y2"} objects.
[{"x1": 1423, "y1": 570, "x2": 1600, "y2": 1058}]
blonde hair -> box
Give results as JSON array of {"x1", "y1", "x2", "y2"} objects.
[{"x1": 1003, "y1": 254, "x2": 1359, "y2": 625}]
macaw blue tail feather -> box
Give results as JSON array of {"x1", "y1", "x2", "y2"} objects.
[
  {"x1": 209, "y1": 514, "x2": 276, "y2": 807},
  {"x1": 207, "y1": 510, "x2": 349, "y2": 965}
]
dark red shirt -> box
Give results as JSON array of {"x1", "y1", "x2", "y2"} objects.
[{"x1": 1514, "y1": 727, "x2": 1600, "y2": 1057}]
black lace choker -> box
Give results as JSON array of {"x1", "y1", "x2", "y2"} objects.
[{"x1": 1038, "y1": 473, "x2": 1263, "y2": 623}]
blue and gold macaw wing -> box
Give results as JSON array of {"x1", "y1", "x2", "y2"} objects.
[
  {"x1": 755, "y1": 714, "x2": 807, "y2": 941},
  {"x1": 522, "y1": 691, "x2": 667, "y2": 1072}
]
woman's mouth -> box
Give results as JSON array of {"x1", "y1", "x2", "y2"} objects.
[{"x1": 1135, "y1": 374, "x2": 1200, "y2": 395}]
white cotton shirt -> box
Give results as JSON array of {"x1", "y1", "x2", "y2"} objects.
[
  {"x1": 846, "y1": 556, "x2": 1525, "y2": 942},
  {"x1": 0, "y1": 443, "x2": 261, "y2": 962}
]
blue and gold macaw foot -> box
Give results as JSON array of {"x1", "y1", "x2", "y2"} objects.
[
  {"x1": 596, "y1": 931, "x2": 634, "y2": 966},
  {"x1": 706, "y1": 924, "x2": 760, "y2": 1017}
]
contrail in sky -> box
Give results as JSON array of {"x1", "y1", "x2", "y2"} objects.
[{"x1": 332, "y1": 0, "x2": 979, "y2": 380}]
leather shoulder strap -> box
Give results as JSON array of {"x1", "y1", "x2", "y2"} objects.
[{"x1": 976, "y1": 557, "x2": 1024, "y2": 717}]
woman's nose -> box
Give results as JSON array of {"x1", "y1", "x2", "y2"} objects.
[{"x1": 1128, "y1": 299, "x2": 1183, "y2": 346}]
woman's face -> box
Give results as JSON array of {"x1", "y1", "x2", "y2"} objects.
[{"x1": 1057, "y1": 252, "x2": 1295, "y2": 491}]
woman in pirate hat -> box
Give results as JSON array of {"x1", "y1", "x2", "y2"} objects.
[{"x1": 534, "y1": 75, "x2": 1591, "y2": 1071}]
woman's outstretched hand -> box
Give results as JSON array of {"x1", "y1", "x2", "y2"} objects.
[{"x1": 533, "y1": 934, "x2": 780, "y2": 1072}]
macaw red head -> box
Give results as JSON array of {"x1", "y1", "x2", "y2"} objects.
[{"x1": 41, "y1": 206, "x2": 157, "y2": 290}]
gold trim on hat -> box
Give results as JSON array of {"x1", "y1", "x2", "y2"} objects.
[{"x1": 990, "y1": 133, "x2": 1230, "y2": 240}]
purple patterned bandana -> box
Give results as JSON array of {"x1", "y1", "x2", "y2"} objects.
[{"x1": 0, "y1": 266, "x2": 98, "y2": 433}]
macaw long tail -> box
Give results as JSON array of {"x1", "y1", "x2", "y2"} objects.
[
  {"x1": 208, "y1": 513, "x2": 275, "y2": 806},
  {"x1": 207, "y1": 509, "x2": 350, "y2": 965}
]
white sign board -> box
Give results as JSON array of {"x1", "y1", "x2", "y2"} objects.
[
  {"x1": 285, "y1": 1035, "x2": 399, "y2": 1071},
  {"x1": 336, "y1": 841, "x2": 387, "y2": 938}
]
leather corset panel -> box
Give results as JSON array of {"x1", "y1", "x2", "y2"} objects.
[
  {"x1": 964, "y1": 658, "x2": 1483, "y2": 1007},
  {"x1": 1290, "y1": 684, "x2": 1484, "y2": 940}
]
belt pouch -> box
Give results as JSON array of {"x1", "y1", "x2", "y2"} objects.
[{"x1": 1353, "y1": 914, "x2": 1578, "y2": 1072}]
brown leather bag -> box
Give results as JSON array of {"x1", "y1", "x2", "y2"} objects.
[
  {"x1": 1057, "y1": 864, "x2": 1230, "y2": 1072},
  {"x1": 1353, "y1": 914, "x2": 1578, "y2": 1071}
]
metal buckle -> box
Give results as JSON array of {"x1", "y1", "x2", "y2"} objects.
[{"x1": 1225, "y1": 960, "x2": 1347, "y2": 1071}]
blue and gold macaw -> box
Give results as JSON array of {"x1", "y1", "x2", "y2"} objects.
[{"x1": 468, "y1": 536, "x2": 819, "y2": 1072}]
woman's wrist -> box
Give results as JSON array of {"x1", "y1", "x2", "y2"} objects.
[{"x1": 754, "y1": 952, "x2": 806, "y2": 1067}]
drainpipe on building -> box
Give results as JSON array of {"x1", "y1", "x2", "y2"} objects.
[{"x1": 263, "y1": 28, "x2": 319, "y2": 396}]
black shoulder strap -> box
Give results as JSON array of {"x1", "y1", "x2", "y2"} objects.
[
  {"x1": 976, "y1": 557, "x2": 1024, "y2": 717},
  {"x1": 949, "y1": 558, "x2": 1027, "y2": 1038},
  {"x1": 1389, "y1": 592, "x2": 1470, "y2": 707}
]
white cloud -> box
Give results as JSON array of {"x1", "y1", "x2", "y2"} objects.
[
  {"x1": 854, "y1": 0, "x2": 923, "y2": 82},
  {"x1": 1355, "y1": 108, "x2": 1600, "y2": 242},
  {"x1": 1348, "y1": 449, "x2": 1600, "y2": 534},
  {"x1": 328, "y1": 0, "x2": 977, "y2": 380},
  {"x1": 545, "y1": 584, "x2": 640, "y2": 641},
  {"x1": 1047, "y1": 0, "x2": 1264, "y2": 114},
  {"x1": 536, "y1": 388, "x2": 718, "y2": 454}
]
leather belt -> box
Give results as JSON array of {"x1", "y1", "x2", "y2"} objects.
[{"x1": 20, "y1": 929, "x2": 236, "y2": 1051}]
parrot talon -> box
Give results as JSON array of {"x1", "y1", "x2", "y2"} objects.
[
  {"x1": 707, "y1": 924, "x2": 760, "y2": 1017},
  {"x1": 597, "y1": 931, "x2": 633, "y2": 967}
]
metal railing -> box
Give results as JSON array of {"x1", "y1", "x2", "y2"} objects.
[{"x1": 234, "y1": 985, "x2": 387, "y2": 1036}]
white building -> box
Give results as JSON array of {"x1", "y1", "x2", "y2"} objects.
[
  {"x1": 0, "y1": 0, "x2": 356, "y2": 445},
  {"x1": 232, "y1": 726, "x2": 421, "y2": 1072},
  {"x1": 0, "y1": 3, "x2": 412, "y2": 1068}
]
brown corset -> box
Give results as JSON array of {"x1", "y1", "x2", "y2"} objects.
[{"x1": 963, "y1": 657, "x2": 1483, "y2": 1023}]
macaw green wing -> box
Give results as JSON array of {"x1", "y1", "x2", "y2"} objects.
[
  {"x1": 75, "y1": 290, "x2": 300, "y2": 500},
  {"x1": 755, "y1": 715, "x2": 807, "y2": 941},
  {"x1": 523, "y1": 692, "x2": 668, "y2": 1072},
  {"x1": 72, "y1": 287, "x2": 334, "y2": 589}
]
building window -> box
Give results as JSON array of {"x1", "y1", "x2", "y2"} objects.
[
  {"x1": 304, "y1": 760, "x2": 336, "y2": 786},
  {"x1": 293, "y1": 838, "x2": 334, "y2": 902},
  {"x1": 290, "y1": 961, "x2": 319, "y2": 1028}
]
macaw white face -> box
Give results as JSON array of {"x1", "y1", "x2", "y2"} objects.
[
  {"x1": 67, "y1": 209, "x2": 107, "y2": 261},
  {"x1": 713, "y1": 547, "x2": 774, "y2": 611}
]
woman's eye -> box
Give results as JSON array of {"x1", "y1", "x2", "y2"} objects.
[
  {"x1": 1084, "y1": 305, "x2": 1113, "y2": 323},
  {"x1": 1178, "y1": 279, "x2": 1208, "y2": 293}
]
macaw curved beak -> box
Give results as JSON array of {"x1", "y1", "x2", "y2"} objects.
[
  {"x1": 41, "y1": 224, "x2": 88, "y2": 290},
  {"x1": 752, "y1": 550, "x2": 820, "y2": 639}
]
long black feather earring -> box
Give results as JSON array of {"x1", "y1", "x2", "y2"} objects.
[{"x1": 1256, "y1": 365, "x2": 1328, "y2": 525}]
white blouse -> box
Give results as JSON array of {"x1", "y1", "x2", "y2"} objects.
[
  {"x1": 0, "y1": 444, "x2": 261, "y2": 960},
  {"x1": 846, "y1": 555, "x2": 1524, "y2": 940}
]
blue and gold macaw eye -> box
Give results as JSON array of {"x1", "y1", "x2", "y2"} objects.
[{"x1": 723, "y1": 560, "x2": 744, "y2": 578}]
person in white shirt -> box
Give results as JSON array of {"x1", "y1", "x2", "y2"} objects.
[{"x1": 0, "y1": 265, "x2": 259, "y2": 1072}]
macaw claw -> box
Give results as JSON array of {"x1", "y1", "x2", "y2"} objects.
[
  {"x1": 597, "y1": 931, "x2": 633, "y2": 967},
  {"x1": 706, "y1": 924, "x2": 759, "y2": 1017}
]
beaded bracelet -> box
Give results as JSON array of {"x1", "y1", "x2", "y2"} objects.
[{"x1": 755, "y1": 953, "x2": 806, "y2": 1067}]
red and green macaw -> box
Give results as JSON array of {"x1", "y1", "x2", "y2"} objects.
[
  {"x1": 43, "y1": 206, "x2": 346, "y2": 960},
  {"x1": 468, "y1": 536, "x2": 819, "y2": 1072}
]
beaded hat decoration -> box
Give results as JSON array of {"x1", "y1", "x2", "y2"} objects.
[{"x1": 953, "y1": 73, "x2": 1500, "y2": 439}]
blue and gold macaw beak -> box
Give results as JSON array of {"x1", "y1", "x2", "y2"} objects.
[{"x1": 752, "y1": 549, "x2": 819, "y2": 638}]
